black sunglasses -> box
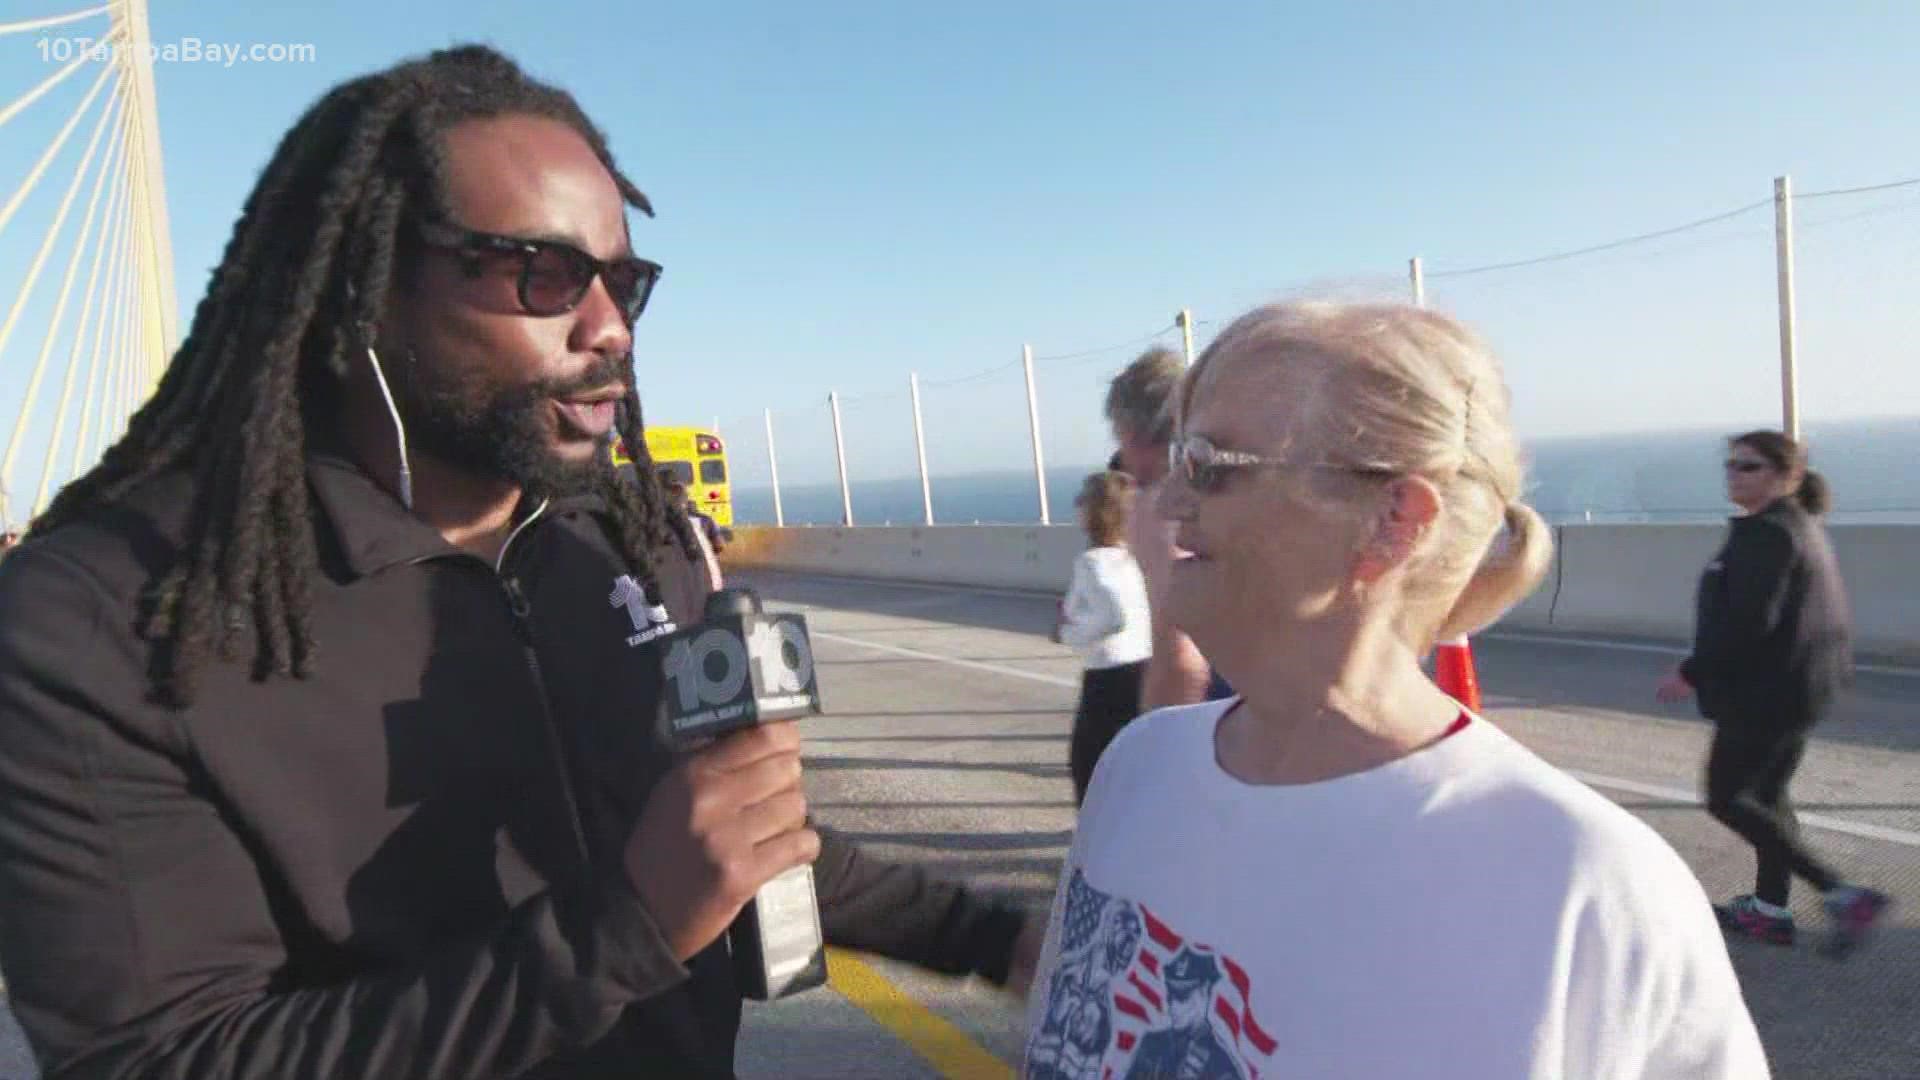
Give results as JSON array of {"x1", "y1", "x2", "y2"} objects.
[
  {"x1": 1169, "y1": 434, "x2": 1396, "y2": 493},
  {"x1": 414, "y1": 219, "x2": 662, "y2": 323},
  {"x1": 1724, "y1": 458, "x2": 1772, "y2": 474}
]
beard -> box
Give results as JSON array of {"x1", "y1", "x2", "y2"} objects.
[{"x1": 394, "y1": 350, "x2": 628, "y2": 500}]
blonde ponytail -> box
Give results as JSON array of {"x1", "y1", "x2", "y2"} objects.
[{"x1": 1437, "y1": 502, "x2": 1553, "y2": 642}]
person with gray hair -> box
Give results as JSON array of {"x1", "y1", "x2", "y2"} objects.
[
  {"x1": 1104, "y1": 347, "x2": 1220, "y2": 711},
  {"x1": 1024, "y1": 301, "x2": 1764, "y2": 1078}
]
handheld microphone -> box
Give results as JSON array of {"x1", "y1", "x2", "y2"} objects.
[{"x1": 656, "y1": 587, "x2": 829, "y2": 1000}]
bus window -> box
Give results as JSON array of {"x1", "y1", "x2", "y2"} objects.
[
  {"x1": 699, "y1": 459, "x2": 727, "y2": 484},
  {"x1": 659, "y1": 460, "x2": 694, "y2": 486}
]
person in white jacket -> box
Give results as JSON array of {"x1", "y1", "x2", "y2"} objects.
[
  {"x1": 1052, "y1": 471, "x2": 1151, "y2": 805},
  {"x1": 1023, "y1": 301, "x2": 1767, "y2": 1079}
]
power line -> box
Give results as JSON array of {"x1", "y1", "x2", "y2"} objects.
[
  {"x1": 736, "y1": 321, "x2": 1177, "y2": 419},
  {"x1": 1032, "y1": 321, "x2": 1176, "y2": 362},
  {"x1": 719, "y1": 165, "x2": 1920, "y2": 445},
  {"x1": 835, "y1": 387, "x2": 909, "y2": 407},
  {"x1": 1797, "y1": 195, "x2": 1920, "y2": 234},
  {"x1": 1798, "y1": 175, "x2": 1920, "y2": 200},
  {"x1": 1430, "y1": 199, "x2": 1772, "y2": 280},
  {"x1": 920, "y1": 356, "x2": 1024, "y2": 389},
  {"x1": 1426, "y1": 172, "x2": 1920, "y2": 281}
]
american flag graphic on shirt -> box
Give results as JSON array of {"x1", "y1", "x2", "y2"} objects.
[{"x1": 1027, "y1": 869, "x2": 1278, "y2": 1080}]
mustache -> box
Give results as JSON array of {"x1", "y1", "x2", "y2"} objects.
[{"x1": 508, "y1": 354, "x2": 631, "y2": 404}]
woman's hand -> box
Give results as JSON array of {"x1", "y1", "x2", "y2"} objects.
[
  {"x1": 1655, "y1": 668, "x2": 1693, "y2": 703},
  {"x1": 1005, "y1": 915, "x2": 1046, "y2": 999}
]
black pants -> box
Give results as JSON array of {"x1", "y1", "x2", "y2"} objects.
[
  {"x1": 1069, "y1": 661, "x2": 1145, "y2": 806},
  {"x1": 1704, "y1": 721, "x2": 1837, "y2": 906}
]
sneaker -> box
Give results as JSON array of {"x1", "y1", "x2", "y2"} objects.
[
  {"x1": 1823, "y1": 887, "x2": 1892, "y2": 960},
  {"x1": 1713, "y1": 894, "x2": 1795, "y2": 946}
]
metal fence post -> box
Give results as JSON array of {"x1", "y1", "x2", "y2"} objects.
[
  {"x1": 1021, "y1": 344, "x2": 1050, "y2": 525},
  {"x1": 829, "y1": 391, "x2": 853, "y2": 526},
  {"x1": 1773, "y1": 176, "x2": 1800, "y2": 441},
  {"x1": 763, "y1": 409, "x2": 784, "y2": 526},
  {"x1": 909, "y1": 373, "x2": 933, "y2": 525}
]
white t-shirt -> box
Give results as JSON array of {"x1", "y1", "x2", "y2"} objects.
[
  {"x1": 1021, "y1": 699, "x2": 1767, "y2": 1080},
  {"x1": 1059, "y1": 547, "x2": 1152, "y2": 670}
]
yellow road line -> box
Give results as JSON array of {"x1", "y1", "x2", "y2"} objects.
[{"x1": 826, "y1": 947, "x2": 1015, "y2": 1079}]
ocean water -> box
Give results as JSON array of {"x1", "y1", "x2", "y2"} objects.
[{"x1": 730, "y1": 416, "x2": 1920, "y2": 528}]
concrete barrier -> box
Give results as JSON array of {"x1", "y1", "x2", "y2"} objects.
[
  {"x1": 724, "y1": 522, "x2": 1919, "y2": 663},
  {"x1": 725, "y1": 524, "x2": 1086, "y2": 592},
  {"x1": 1828, "y1": 526, "x2": 1920, "y2": 662},
  {"x1": 1547, "y1": 525, "x2": 1723, "y2": 639}
]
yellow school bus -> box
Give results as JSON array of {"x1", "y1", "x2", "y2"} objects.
[{"x1": 614, "y1": 426, "x2": 733, "y2": 527}]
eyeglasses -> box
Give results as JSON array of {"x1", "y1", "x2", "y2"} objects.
[
  {"x1": 413, "y1": 219, "x2": 662, "y2": 324},
  {"x1": 1724, "y1": 459, "x2": 1772, "y2": 475},
  {"x1": 1169, "y1": 433, "x2": 1395, "y2": 493}
]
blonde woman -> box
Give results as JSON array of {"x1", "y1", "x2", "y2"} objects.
[
  {"x1": 1022, "y1": 303, "x2": 1764, "y2": 1079},
  {"x1": 1052, "y1": 471, "x2": 1151, "y2": 805}
]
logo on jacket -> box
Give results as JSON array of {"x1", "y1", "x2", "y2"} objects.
[
  {"x1": 610, "y1": 575, "x2": 676, "y2": 647},
  {"x1": 1026, "y1": 869, "x2": 1276, "y2": 1079}
]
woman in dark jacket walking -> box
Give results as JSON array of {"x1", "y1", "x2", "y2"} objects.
[{"x1": 1657, "y1": 431, "x2": 1889, "y2": 957}]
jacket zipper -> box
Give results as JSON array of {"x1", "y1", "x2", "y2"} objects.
[{"x1": 495, "y1": 504, "x2": 594, "y2": 876}]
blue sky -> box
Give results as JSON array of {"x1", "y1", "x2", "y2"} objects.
[{"x1": 3, "y1": 1, "x2": 1918, "y2": 502}]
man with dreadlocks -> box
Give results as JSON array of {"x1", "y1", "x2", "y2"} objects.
[{"x1": 0, "y1": 45, "x2": 1037, "y2": 1079}]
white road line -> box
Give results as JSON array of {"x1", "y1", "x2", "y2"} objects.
[
  {"x1": 816, "y1": 628, "x2": 1920, "y2": 849},
  {"x1": 1482, "y1": 630, "x2": 1920, "y2": 679},
  {"x1": 1481, "y1": 631, "x2": 1688, "y2": 657},
  {"x1": 1566, "y1": 771, "x2": 1920, "y2": 849},
  {"x1": 813, "y1": 631, "x2": 1078, "y2": 690},
  {"x1": 748, "y1": 568, "x2": 1057, "y2": 602}
]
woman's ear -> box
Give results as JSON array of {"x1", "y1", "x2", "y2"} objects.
[{"x1": 1352, "y1": 475, "x2": 1442, "y2": 584}]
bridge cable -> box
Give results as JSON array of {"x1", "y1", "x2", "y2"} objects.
[
  {"x1": 99, "y1": 240, "x2": 133, "y2": 461},
  {"x1": 0, "y1": 67, "x2": 126, "y2": 505},
  {"x1": 100, "y1": 67, "x2": 146, "y2": 458},
  {"x1": 0, "y1": 25, "x2": 120, "y2": 132},
  {"x1": 107, "y1": 216, "x2": 141, "y2": 453},
  {"x1": 72, "y1": 178, "x2": 135, "y2": 478},
  {"x1": 0, "y1": 52, "x2": 119, "y2": 246},
  {"x1": 0, "y1": 6, "x2": 112, "y2": 38},
  {"x1": 126, "y1": 92, "x2": 169, "y2": 400},
  {"x1": 35, "y1": 133, "x2": 132, "y2": 517}
]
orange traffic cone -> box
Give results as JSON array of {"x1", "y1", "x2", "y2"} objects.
[{"x1": 1434, "y1": 635, "x2": 1482, "y2": 713}]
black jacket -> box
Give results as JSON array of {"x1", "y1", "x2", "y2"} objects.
[
  {"x1": 1679, "y1": 498, "x2": 1853, "y2": 728},
  {"x1": 0, "y1": 453, "x2": 1024, "y2": 1079}
]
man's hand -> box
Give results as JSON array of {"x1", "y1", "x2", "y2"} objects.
[
  {"x1": 626, "y1": 722, "x2": 821, "y2": 962},
  {"x1": 1655, "y1": 668, "x2": 1694, "y2": 704}
]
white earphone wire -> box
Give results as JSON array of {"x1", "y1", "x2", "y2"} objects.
[{"x1": 364, "y1": 345, "x2": 414, "y2": 510}]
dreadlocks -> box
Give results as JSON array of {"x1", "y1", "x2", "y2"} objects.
[{"x1": 33, "y1": 44, "x2": 698, "y2": 707}]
